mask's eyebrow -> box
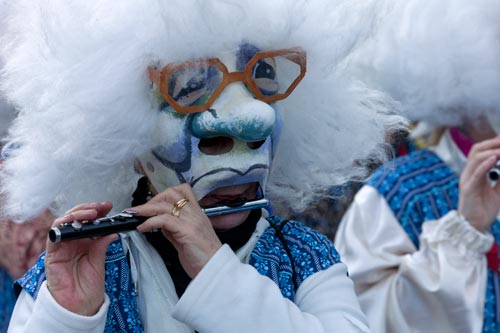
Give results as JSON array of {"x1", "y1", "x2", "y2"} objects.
[{"x1": 236, "y1": 43, "x2": 261, "y2": 71}]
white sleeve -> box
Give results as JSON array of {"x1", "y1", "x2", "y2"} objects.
[
  {"x1": 8, "y1": 281, "x2": 109, "y2": 333},
  {"x1": 172, "y1": 244, "x2": 370, "y2": 333},
  {"x1": 335, "y1": 185, "x2": 493, "y2": 333}
]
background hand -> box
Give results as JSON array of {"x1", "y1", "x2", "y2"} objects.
[
  {"x1": 0, "y1": 209, "x2": 54, "y2": 279},
  {"x1": 459, "y1": 135, "x2": 500, "y2": 232},
  {"x1": 45, "y1": 202, "x2": 117, "y2": 316}
]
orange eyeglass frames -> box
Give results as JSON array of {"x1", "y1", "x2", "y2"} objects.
[{"x1": 147, "y1": 47, "x2": 306, "y2": 114}]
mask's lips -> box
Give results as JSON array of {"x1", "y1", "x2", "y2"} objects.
[{"x1": 199, "y1": 182, "x2": 260, "y2": 209}]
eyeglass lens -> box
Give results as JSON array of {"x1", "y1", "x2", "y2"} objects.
[{"x1": 163, "y1": 53, "x2": 303, "y2": 111}]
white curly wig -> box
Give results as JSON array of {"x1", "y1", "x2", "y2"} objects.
[
  {"x1": 346, "y1": 0, "x2": 500, "y2": 126},
  {"x1": 0, "y1": 0, "x2": 405, "y2": 220},
  {"x1": 0, "y1": 98, "x2": 15, "y2": 146},
  {"x1": 0, "y1": 1, "x2": 14, "y2": 144}
]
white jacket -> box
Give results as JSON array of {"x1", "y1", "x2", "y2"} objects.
[
  {"x1": 335, "y1": 130, "x2": 495, "y2": 333},
  {"x1": 10, "y1": 217, "x2": 370, "y2": 333}
]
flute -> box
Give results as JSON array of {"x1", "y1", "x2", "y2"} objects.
[
  {"x1": 488, "y1": 160, "x2": 500, "y2": 185},
  {"x1": 49, "y1": 198, "x2": 269, "y2": 243}
]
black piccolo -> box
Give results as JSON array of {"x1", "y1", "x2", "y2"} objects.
[{"x1": 49, "y1": 198, "x2": 269, "y2": 243}]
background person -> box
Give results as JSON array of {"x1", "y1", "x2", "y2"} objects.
[
  {"x1": 0, "y1": 97, "x2": 53, "y2": 332},
  {"x1": 335, "y1": 1, "x2": 500, "y2": 332}
]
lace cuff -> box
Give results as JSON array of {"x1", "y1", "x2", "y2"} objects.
[{"x1": 422, "y1": 210, "x2": 494, "y2": 257}]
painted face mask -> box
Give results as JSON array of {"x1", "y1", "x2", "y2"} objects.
[{"x1": 138, "y1": 44, "x2": 306, "y2": 210}]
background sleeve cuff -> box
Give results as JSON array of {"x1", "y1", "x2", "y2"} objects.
[{"x1": 422, "y1": 210, "x2": 494, "y2": 256}]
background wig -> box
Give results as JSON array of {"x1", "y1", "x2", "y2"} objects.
[
  {"x1": 0, "y1": 0, "x2": 404, "y2": 220},
  {"x1": 346, "y1": 0, "x2": 500, "y2": 125}
]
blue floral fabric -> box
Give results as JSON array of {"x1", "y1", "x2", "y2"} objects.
[
  {"x1": 368, "y1": 149, "x2": 459, "y2": 248},
  {"x1": 368, "y1": 149, "x2": 500, "y2": 332},
  {"x1": 101, "y1": 241, "x2": 143, "y2": 333},
  {"x1": 16, "y1": 217, "x2": 341, "y2": 332},
  {"x1": 0, "y1": 268, "x2": 15, "y2": 333},
  {"x1": 250, "y1": 216, "x2": 341, "y2": 301}
]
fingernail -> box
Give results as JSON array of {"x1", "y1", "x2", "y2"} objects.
[{"x1": 122, "y1": 209, "x2": 138, "y2": 215}]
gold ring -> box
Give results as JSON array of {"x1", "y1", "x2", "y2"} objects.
[{"x1": 172, "y1": 198, "x2": 189, "y2": 217}]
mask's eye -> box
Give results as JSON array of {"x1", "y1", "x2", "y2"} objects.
[
  {"x1": 254, "y1": 59, "x2": 276, "y2": 80},
  {"x1": 252, "y1": 58, "x2": 278, "y2": 96},
  {"x1": 174, "y1": 76, "x2": 207, "y2": 105},
  {"x1": 168, "y1": 65, "x2": 222, "y2": 108},
  {"x1": 248, "y1": 52, "x2": 305, "y2": 102}
]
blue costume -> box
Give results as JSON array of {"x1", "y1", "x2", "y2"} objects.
[
  {"x1": 16, "y1": 217, "x2": 341, "y2": 332},
  {"x1": 0, "y1": 269, "x2": 15, "y2": 333},
  {"x1": 369, "y1": 149, "x2": 500, "y2": 332},
  {"x1": 336, "y1": 138, "x2": 499, "y2": 333}
]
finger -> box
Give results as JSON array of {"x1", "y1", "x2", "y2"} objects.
[
  {"x1": 138, "y1": 186, "x2": 185, "y2": 205},
  {"x1": 64, "y1": 202, "x2": 102, "y2": 215},
  {"x1": 467, "y1": 155, "x2": 497, "y2": 189},
  {"x1": 462, "y1": 148, "x2": 500, "y2": 180},
  {"x1": 56, "y1": 202, "x2": 114, "y2": 227},
  {"x1": 169, "y1": 184, "x2": 205, "y2": 213},
  {"x1": 136, "y1": 214, "x2": 181, "y2": 233},
  {"x1": 469, "y1": 135, "x2": 500, "y2": 156},
  {"x1": 52, "y1": 209, "x2": 101, "y2": 228},
  {"x1": 128, "y1": 200, "x2": 175, "y2": 219},
  {"x1": 64, "y1": 202, "x2": 113, "y2": 217},
  {"x1": 470, "y1": 148, "x2": 500, "y2": 165},
  {"x1": 95, "y1": 201, "x2": 113, "y2": 217},
  {"x1": 141, "y1": 198, "x2": 202, "y2": 224},
  {"x1": 128, "y1": 186, "x2": 187, "y2": 218},
  {"x1": 126, "y1": 185, "x2": 202, "y2": 231},
  {"x1": 174, "y1": 183, "x2": 200, "y2": 203}
]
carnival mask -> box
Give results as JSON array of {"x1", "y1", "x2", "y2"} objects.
[{"x1": 138, "y1": 44, "x2": 306, "y2": 209}]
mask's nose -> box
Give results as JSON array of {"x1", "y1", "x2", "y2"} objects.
[{"x1": 190, "y1": 83, "x2": 276, "y2": 142}]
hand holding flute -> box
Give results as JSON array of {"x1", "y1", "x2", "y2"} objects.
[
  {"x1": 45, "y1": 201, "x2": 117, "y2": 316},
  {"x1": 44, "y1": 182, "x2": 263, "y2": 316},
  {"x1": 459, "y1": 136, "x2": 500, "y2": 233}
]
